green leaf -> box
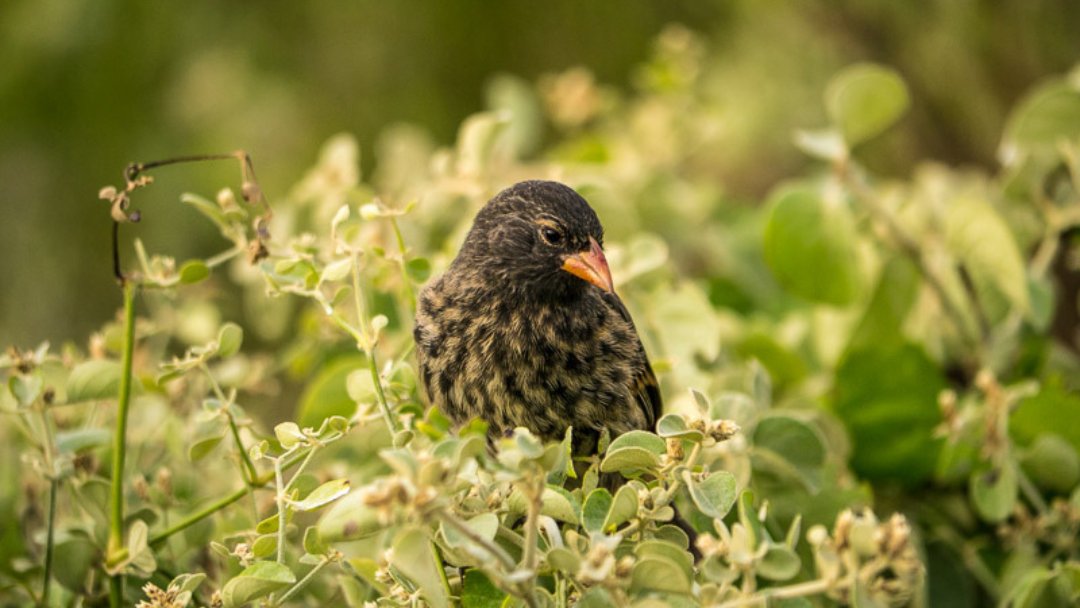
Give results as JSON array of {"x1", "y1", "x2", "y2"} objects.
[
  {"x1": 825, "y1": 63, "x2": 910, "y2": 146},
  {"x1": 582, "y1": 488, "x2": 613, "y2": 533},
  {"x1": 460, "y1": 569, "x2": 507, "y2": 608},
  {"x1": 256, "y1": 509, "x2": 293, "y2": 534},
  {"x1": 441, "y1": 513, "x2": 499, "y2": 550},
  {"x1": 970, "y1": 462, "x2": 1018, "y2": 523},
  {"x1": 600, "y1": 446, "x2": 661, "y2": 474},
  {"x1": 752, "y1": 415, "x2": 827, "y2": 491},
  {"x1": 1012, "y1": 383, "x2": 1080, "y2": 454},
  {"x1": 317, "y1": 492, "x2": 385, "y2": 541},
  {"x1": 847, "y1": 257, "x2": 919, "y2": 352},
  {"x1": 217, "y1": 322, "x2": 244, "y2": 358},
  {"x1": 633, "y1": 539, "x2": 694, "y2": 580},
  {"x1": 303, "y1": 526, "x2": 328, "y2": 555},
  {"x1": 390, "y1": 527, "x2": 450, "y2": 608},
  {"x1": 833, "y1": 343, "x2": 944, "y2": 484},
  {"x1": 291, "y1": 479, "x2": 350, "y2": 511},
  {"x1": 1003, "y1": 82, "x2": 1080, "y2": 150},
  {"x1": 251, "y1": 534, "x2": 277, "y2": 559},
  {"x1": 178, "y1": 260, "x2": 210, "y2": 285},
  {"x1": 275, "y1": 421, "x2": 305, "y2": 449},
  {"x1": 606, "y1": 430, "x2": 665, "y2": 455},
  {"x1": 536, "y1": 486, "x2": 580, "y2": 524},
  {"x1": 629, "y1": 555, "x2": 692, "y2": 595},
  {"x1": 406, "y1": 258, "x2": 432, "y2": 283},
  {"x1": 546, "y1": 547, "x2": 581, "y2": 573},
  {"x1": 297, "y1": 356, "x2": 364, "y2": 428},
  {"x1": 686, "y1": 470, "x2": 737, "y2": 519},
  {"x1": 793, "y1": 128, "x2": 847, "y2": 162},
  {"x1": 170, "y1": 572, "x2": 207, "y2": 595},
  {"x1": 181, "y1": 193, "x2": 229, "y2": 231},
  {"x1": 56, "y1": 428, "x2": 111, "y2": 454},
  {"x1": 763, "y1": 186, "x2": 861, "y2": 306},
  {"x1": 577, "y1": 588, "x2": 619, "y2": 608},
  {"x1": 601, "y1": 430, "x2": 665, "y2": 474},
  {"x1": 758, "y1": 544, "x2": 801, "y2": 581},
  {"x1": 221, "y1": 561, "x2": 296, "y2": 608},
  {"x1": 657, "y1": 414, "x2": 705, "y2": 442},
  {"x1": 321, "y1": 258, "x2": 354, "y2": 283},
  {"x1": 188, "y1": 433, "x2": 225, "y2": 462},
  {"x1": 52, "y1": 534, "x2": 97, "y2": 592},
  {"x1": 736, "y1": 491, "x2": 765, "y2": 549},
  {"x1": 1021, "y1": 434, "x2": 1080, "y2": 494},
  {"x1": 65, "y1": 360, "x2": 123, "y2": 403},
  {"x1": 606, "y1": 484, "x2": 639, "y2": 531},
  {"x1": 945, "y1": 197, "x2": 1030, "y2": 317},
  {"x1": 9, "y1": 374, "x2": 42, "y2": 406},
  {"x1": 455, "y1": 111, "x2": 508, "y2": 177}
]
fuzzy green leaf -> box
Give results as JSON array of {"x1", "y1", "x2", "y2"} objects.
[
  {"x1": 686, "y1": 470, "x2": 737, "y2": 519},
  {"x1": 221, "y1": 561, "x2": 296, "y2": 608},
  {"x1": 390, "y1": 527, "x2": 450, "y2": 608}
]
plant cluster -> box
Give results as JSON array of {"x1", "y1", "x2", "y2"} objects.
[{"x1": 2, "y1": 25, "x2": 1080, "y2": 607}]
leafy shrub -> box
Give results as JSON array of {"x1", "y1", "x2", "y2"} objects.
[{"x1": 2, "y1": 26, "x2": 1080, "y2": 607}]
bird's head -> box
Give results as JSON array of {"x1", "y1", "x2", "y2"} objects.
[{"x1": 458, "y1": 180, "x2": 613, "y2": 298}]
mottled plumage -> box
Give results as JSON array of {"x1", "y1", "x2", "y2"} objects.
[{"x1": 414, "y1": 180, "x2": 662, "y2": 453}]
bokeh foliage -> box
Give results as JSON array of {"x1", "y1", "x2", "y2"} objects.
[{"x1": 3, "y1": 4, "x2": 1080, "y2": 607}]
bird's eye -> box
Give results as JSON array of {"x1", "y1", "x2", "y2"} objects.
[{"x1": 539, "y1": 226, "x2": 563, "y2": 246}]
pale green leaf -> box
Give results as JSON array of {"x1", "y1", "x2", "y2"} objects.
[
  {"x1": 686, "y1": 470, "x2": 737, "y2": 519},
  {"x1": 825, "y1": 63, "x2": 910, "y2": 146},
  {"x1": 221, "y1": 561, "x2": 296, "y2": 608},
  {"x1": 65, "y1": 360, "x2": 123, "y2": 403},
  {"x1": 390, "y1": 528, "x2": 450, "y2": 608},
  {"x1": 291, "y1": 479, "x2": 350, "y2": 511},
  {"x1": 763, "y1": 186, "x2": 861, "y2": 306}
]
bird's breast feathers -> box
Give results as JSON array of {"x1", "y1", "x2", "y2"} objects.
[{"x1": 415, "y1": 282, "x2": 647, "y2": 439}]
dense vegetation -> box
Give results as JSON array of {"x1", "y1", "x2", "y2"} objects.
[{"x1": 3, "y1": 24, "x2": 1080, "y2": 607}]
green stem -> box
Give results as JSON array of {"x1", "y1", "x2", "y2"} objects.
[
  {"x1": 227, "y1": 409, "x2": 258, "y2": 483},
  {"x1": 274, "y1": 458, "x2": 287, "y2": 564},
  {"x1": 619, "y1": 442, "x2": 703, "y2": 539},
  {"x1": 713, "y1": 577, "x2": 833, "y2": 608},
  {"x1": 40, "y1": 477, "x2": 57, "y2": 607},
  {"x1": 436, "y1": 511, "x2": 517, "y2": 571},
  {"x1": 202, "y1": 363, "x2": 259, "y2": 483},
  {"x1": 844, "y1": 170, "x2": 986, "y2": 363},
  {"x1": 520, "y1": 473, "x2": 543, "y2": 576},
  {"x1": 34, "y1": 404, "x2": 58, "y2": 608},
  {"x1": 350, "y1": 253, "x2": 399, "y2": 434},
  {"x1": 514, "y1": 473, "x2": 544, "y2": 607},
  {"x1": 1015, "y1": 464, "x2": 1049, "y2": 514},
  {"x1": 108, "y1": 280, "x2": 137, "y2": 607},
  {"x1": 148, "y1": 447, "x2": 311, "y2": 548},
  {"x1": 389, "y1": 216, "x2": 416, "y2": 310},
  {"x1": 272, "y1": 557, "x2": 331, "y2": 606}
]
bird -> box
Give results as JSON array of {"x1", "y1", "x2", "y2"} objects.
[{"x1": 413, "y1": 180, "x2": 662, "y2": 456}]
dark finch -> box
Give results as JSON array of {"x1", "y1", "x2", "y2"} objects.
[{"x1": 414, "y1": 180, "x2": 662, "y2": 453}]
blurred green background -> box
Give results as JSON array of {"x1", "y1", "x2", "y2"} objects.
[{"x1": 1, "y1": 0, "x2": 1078, "y2": 348}]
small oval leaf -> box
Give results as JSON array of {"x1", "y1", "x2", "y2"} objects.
[
  {"x1": 178, "y1": 260, "x2": 210, "y2": 285},
  {"x1": 825, "y1": 63, "x2": 910, "y2": 146}
]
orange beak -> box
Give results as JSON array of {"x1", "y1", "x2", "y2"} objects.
[{"x1": 561, "y1": 237, "x2": 613, "y2": 293}]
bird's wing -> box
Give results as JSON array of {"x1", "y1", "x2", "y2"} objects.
[{"x1": 604, "y1": 292, "x2": 663, "y2": 431}]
